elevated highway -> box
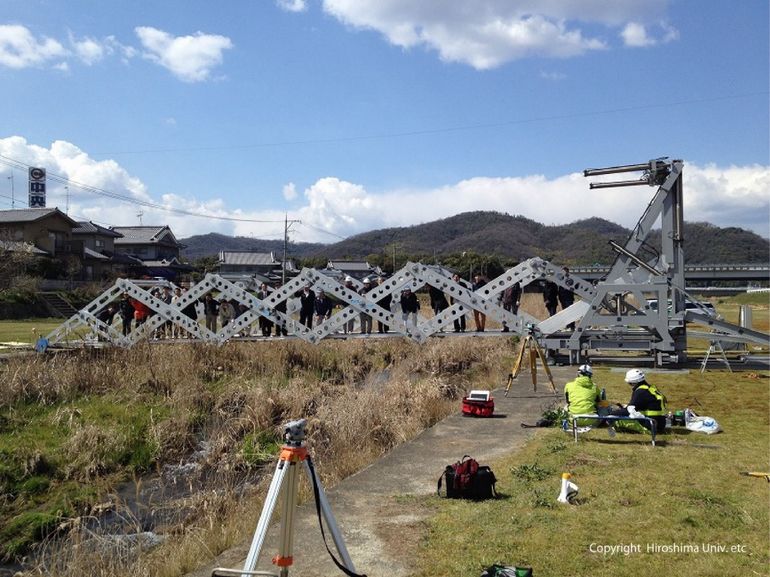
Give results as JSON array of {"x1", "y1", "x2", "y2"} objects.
[{"x1": 568, "y1": 263, "x2": 769, "y2": 283}]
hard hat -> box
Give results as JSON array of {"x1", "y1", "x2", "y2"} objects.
[
  {"x1": 344, "y1": 276, "x2": 353, "y2": 283},
  {"x1": 625, "y1": 368, "x2": 646, "y2": 384},
  {"x1": 578, "y1": 364, "x2": 592, "y2": 376}
]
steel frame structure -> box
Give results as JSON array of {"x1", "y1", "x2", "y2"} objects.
[{"x1": 43, "y1": 159, "x2": 769, "y2": 365}]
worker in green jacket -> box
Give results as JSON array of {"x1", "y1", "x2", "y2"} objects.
[{"x1": 564, "y1": 365, "x2": 601, "y2": 426}]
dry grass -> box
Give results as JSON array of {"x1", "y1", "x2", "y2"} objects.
[{"x1": 0, "y1": 337, "x2": 513, "y2": 576}]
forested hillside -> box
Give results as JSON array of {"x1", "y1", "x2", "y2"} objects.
[{"x1": 180, "y1": 211, "x2": 769, "y2": 265}]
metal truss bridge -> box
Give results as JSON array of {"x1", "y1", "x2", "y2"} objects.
[{"x1": 42, "y1": 158, "x2": 770, "y2": 366}]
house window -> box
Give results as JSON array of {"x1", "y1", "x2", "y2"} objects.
[
  {"x1": 95, "y1": 239, "x2": 105, "y2": 249},
  {"x1": 52, "y1": 231, "x2": 65, "y2": 250}
]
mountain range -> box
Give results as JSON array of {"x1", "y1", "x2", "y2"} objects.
[{"x1": 180, "y1": 211, "x2": 769, "y2": 266}]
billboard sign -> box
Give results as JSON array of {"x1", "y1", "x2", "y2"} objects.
[{"x1": 29, "y1": 167, "x2": 46, "y2": 208}]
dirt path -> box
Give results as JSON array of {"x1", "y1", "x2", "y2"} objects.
[{"x1": 188, "y1": 367, "x2": 572, "y2": 577}]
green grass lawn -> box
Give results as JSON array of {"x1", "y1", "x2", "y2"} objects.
[
  {"x1": 415, "y1": 369, "x2": 770, "y2": 577},
  {"x1": 0, "y1": 318, "x2": 63, "y2": 346}
]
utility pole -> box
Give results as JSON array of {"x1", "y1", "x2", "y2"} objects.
[
  {"x1": 137, "y1": 210, "x2": 143, "y2": 225},
  {"x1": 282, "y1": 213, "x2": 301, "y2": 285},
  {"x1": 7, "y1": 174, "x2": 14, "y2": 209},
  {"x1": 65, "y1": 185, "x2": 69, "y2": 215}
]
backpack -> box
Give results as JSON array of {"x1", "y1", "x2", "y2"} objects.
[{"x1": 437, "y1": 455, "x2": 497, "y2": 500}]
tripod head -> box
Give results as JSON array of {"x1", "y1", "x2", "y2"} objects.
[
  {"x1": 524, "y1": 322, "x2": 538, "y2": 336},
  {"x1": 283, "y1": 418, "x2": 307, "y2": 447}
]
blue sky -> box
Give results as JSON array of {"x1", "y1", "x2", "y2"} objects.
[{"x1": 1, "y1": 0, "x2": 768, "y2": 242}]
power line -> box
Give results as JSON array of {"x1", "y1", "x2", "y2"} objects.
[
  {"x1": 298, "y1": 221, "x2": 346, "y2": 240},
  {"x1": 0, "y1": 155, "x2": 348, "y2": 241},
  {"x1": 0, "y1": 154, "x2": 289, "y2": 225},
  {"x1": 86, "y1": 91, "x2": 769, "y2": 156}
]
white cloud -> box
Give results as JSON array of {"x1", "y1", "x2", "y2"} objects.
[
  {"x1": 539, "y1": 70, "x2": 566, "y2": 80},
  {"x1": 621, "y1": 21, "x2": 679, "y2": 47},
  {"x1": 660, "y1": 23, "x2": 679, "y2": 43},
  {"x1": 104, "y1": 35, "x2": 138, "y2": 63},
  {"x1": 65, "y1": 32, "x2": 108, "y2": 65},
  {"x1": 277, "y1": 0, "x2": 308, "y2": 13},
  {"x1": 0, "y1": 137, "x2": 766, "y2": 242},
  {"x1": 318, "y1": 0, "x2": 673, "y2": 68},
  {"x1": 135, "y1": 26, "x2": 233, "y2": 82},
  {"x1": 621, "y1": 22, "x2": 655, "y2": 47},
  {"x1": 0, "y1": 24, "x2": 67, "y2": 69},
  {"x1": 0, "y1": 136, "x2": 151, "y2": 224},
  {"x1": 283, "y1": 182, "x2": 298, "y2": 201},
  {"x1": 683, "y1": 163, "x2": 770, "y2": 232}
]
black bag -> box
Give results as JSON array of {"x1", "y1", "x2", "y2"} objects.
[
  {"x1": 480, "y1": 565, "x2": 533, "y2": 577},
  {"x1": 437, "y1": 455, "x2": 497, "y2": 500}
]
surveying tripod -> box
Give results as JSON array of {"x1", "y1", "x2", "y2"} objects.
[
  {"x1": 212, "y1": 419, "x2": 363, "y2": 577},
  {"x1": 505, "y1": 326, "x2": 557, "y2": 395}
]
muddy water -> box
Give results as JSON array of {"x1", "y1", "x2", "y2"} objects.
[{"x1": 4, "y1": 442, "x2": 263, "y2": 576}]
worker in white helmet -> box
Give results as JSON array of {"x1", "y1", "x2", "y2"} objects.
[{"x1": 610, "y1": 369, "x2": 668, "y2": 433}]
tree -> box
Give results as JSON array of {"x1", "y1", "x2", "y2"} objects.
[{"x1": 0, "y1": 239, "x2": 38, "y2": 292}]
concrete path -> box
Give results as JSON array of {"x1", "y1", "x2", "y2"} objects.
[{"x1": 189, "y1": 367, "x2": 573, "y2": 577}]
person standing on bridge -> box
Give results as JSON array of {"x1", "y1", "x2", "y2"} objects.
[
  {"x1": 376, "y1": 276, "x2": 392, "y2": 334},
  {"x1": 472, "y1": 273, "x2": 487, "y2": 332},
  {"x1": 203, "y1": 293, "x2": 219, "y2": 333},
  {"x1": 358, "y1": 278, "x2": 374, "y2": 334},
  {"x1": 400, "y1": 287, "x2": 420, "y2": 329},
  {"x1": 256, "y1": 282, "x2": 274, "y2": 337},
  {"x1": 342, "y1": 277, "x2": 357, "y2": 334},
  {"x1": 543, "y1": 280, "x2": 558, "y2": 317},
  {"x1": 298, "y1": 284, "x2": 316, "y2": 329},
  {"x1": 314, "y1": 290, "x2": 333, "y2": 327},
  {"x1": 451, "y1": 273, "x2": 467, "y2": 333},
  {"x1": 118, "y1": 293, "x2": 134, "y2": 336},
  {"x1": 429, "y1": 283, "x2": 449, "y2": 332}
]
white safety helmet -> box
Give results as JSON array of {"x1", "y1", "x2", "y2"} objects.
[
  {"x1": 578, "y1": 364, "x2": 593, "y2": 377},
  {"x1": 625, "y1": 368, "x2": 646, "y2": 384}
]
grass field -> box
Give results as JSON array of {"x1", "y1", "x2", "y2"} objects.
[
  {"x1": 0, "y1": 318, "x2": 62, "y2": 346},
  {"x1": 0, "y1": 294, "x2": 767, "y2": 575},
  {"x1": 415, "y1": 368, "x2": 770, "y2": 577}
]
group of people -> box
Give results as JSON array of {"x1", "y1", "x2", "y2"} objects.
[
  {"x1": 99, "y1": 268, "x2": 578, "y2": 339},
  {"x1": 296, "y1": 276, "x2": 417, "y2": 334},
  {"x1": 564, "y1": 365, "x2": 668, "y2": 434},
  {"x1": 102, "y1": 284, "x2": 244, "y2": 339}
]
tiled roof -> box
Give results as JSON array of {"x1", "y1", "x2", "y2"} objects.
[
  {"x1": 0, "y1": 207, "x2": 77, "y2": 226},
  {"x1": 327, "y1": 261, "x2": 372, "y2": 271},
  {"x1": 73, "y1": 221, "x2": 123, "y2": 237},
  {"x1": 111, "y1": 226, "x2": 184, "y2": 248},
  {"x1": 83, "y1": 247, "x2": 110, "y2": 260},
  {"x1": 219, "y1": 251, "x2": 277, "y2": 265}
]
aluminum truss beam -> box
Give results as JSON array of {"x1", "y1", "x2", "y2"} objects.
[
  {"x1": 42, "y1": 258, "x2": 592, "y2": 348},
  {"x1": 42, "y1": 159, "x2": 769, "y2": 366}
]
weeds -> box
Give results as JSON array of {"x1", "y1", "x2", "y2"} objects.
[{"x1": 0, "y1": 337, "x2": 507, "y2": 574}]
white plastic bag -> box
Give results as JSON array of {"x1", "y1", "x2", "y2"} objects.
[{"x1": 685, "y1": 409, "x2": 721, "y2": 434}]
